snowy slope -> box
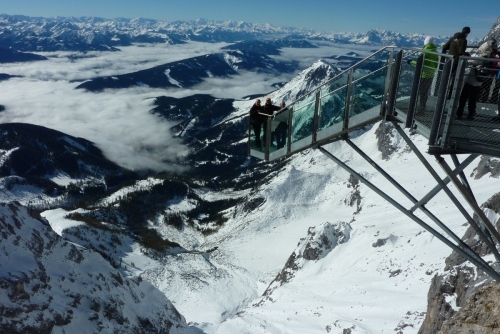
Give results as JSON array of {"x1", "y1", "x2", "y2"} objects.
[
  {"x1": 0, "y1": 202, "x2": 198, "y2": 334},
  {"x1": 139, "y1": 117, "x2": 500, "y2": 333},
  {"x1": 1, "y1": 31, "x2": 500, "y2": 333}
]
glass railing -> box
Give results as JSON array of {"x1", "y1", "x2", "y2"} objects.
[
  {"x1": 250, "y1": 44, "x2": 500, "y2": 161},
  {"x1": 249, "y1": 46, "x2": 396, "y2": 161}
]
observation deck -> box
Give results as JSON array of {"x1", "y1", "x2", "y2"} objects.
[
  {"x1": 248, "y1": 47, "x2": 500, "y2": 161},
  {"x1": 247, "y1": 46, "x2": 500, "y2": 281}
]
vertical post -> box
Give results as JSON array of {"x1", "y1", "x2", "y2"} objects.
[
  {"x1": 286, "y1": 105, "x2": 293, "y2": 155},
  {"x1": 344, "y1": 69, "x2": 354, "y2": 130},
  {"x1": 406, "y1": 54, "x2": 423, "y2": 128},
  {"x1": 264, "y1": 117, "x2": 271, "y2": 161},
  {"x1": 312, "y1": 90, "x2": 321, "y2": 144},
  {"x1": 386, "y1": 49, "x2": 402, "y2": 120}
]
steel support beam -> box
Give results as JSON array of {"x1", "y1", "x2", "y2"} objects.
[
  {"x1": 344, "y1": 139, "x2": 487, "y2": 267},
  {"x1": 317, "y1": 146, "x2": 500, "y2": 282},
  {"x1": 393, "y1": 123, "x2": 500, "y2": 262}
]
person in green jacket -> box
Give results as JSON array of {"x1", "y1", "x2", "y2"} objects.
[{"x1": 412, "y1": 36, "x2": 439, "y2": 113}]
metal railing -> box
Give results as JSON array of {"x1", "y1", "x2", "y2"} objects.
[
  {"x1": 390, "y1": 48, "x2": 500, "y2": 157},
  {"x1": 249, "y1": 45, "x2": 500, "y2": 161},
  {"x1": 248, "y1": 46, "x2": 397, "y2": 161}
]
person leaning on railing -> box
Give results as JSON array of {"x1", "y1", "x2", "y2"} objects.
[
  {"x1": 263, "y1": 97, "x2": 281, "y2": 146},
  {"x1": 273, "y1": 101, "x2": 288, "y2": 149},
  {"x1": 442, "y1": 26, "x2": 471, "y2": 99}
]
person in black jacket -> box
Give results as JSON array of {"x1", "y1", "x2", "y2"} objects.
[
  {"x1": 262, "y1": 97, "x2": 281, "y2": 146},
  {"x1": 249, "y1": 99, "x2": 263, "y2": 148},
  {"x1": 274, "y1": 101, "x2": 289, "y2": 149}
]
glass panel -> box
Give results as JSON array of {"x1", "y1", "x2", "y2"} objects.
[
  {"x1": 291, "y1": 101, "x2": 315, "y2": 150},
  {"x1": 270, "y1": 108, "x2": 290, "y2": 150},
  {"x1": 318, "y1": 73, "x2": 349, "y2": 130},
  {"x1": 394, "y1": 50, "x2": 417, "y2": 117},
  {"x1": 249, "y1": 116, "x2": 265, "y2": 152},
  {"x1": 318, "y1": 89, "x2": 346, "y2": 129},
  {"x1": 321, "y1": 74, "x2": 349, "y2": 95},
  {"x1": 348, "y1": 66, "x2": 386, "y2": 127}
]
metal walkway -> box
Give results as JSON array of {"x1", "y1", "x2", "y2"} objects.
[{"x1": 248, "y1": 46, "x2": 500, "y2": 281}]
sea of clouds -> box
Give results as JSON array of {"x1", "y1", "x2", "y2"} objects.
[{"x1": 0, "y1": 41, "x2": 373, "y2": 172}]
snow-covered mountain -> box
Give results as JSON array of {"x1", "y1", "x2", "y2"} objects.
[
  {"x1": 0, "y1": 14, "x2": 455, "y2": 53},
  {"x1": 1, "y1": 15, "x2": 500, "y2": 334},
  {"x1": 0, "y1": 202, "x2": 198, "y2": 333},
  {"x1": 76, "y1": 49, "x2": 298, "y2": 92}
]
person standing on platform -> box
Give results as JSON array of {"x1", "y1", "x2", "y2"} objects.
[
  {"x1": 442, "y1": 26, "x2": 471, "y2": 99},
  {"x1": 274, "y1": 101, "x2": 289, "y2": 149},
  {"x1": 477, "y1": 39, "x2": 498, "y2": 103},
  {"x1": 249, "y1": 99, "x2": 264, "y2": 148},
  {"x1": 263, "y1": 97, "x2": 281, "y2": 146},
  {"x1": 455, "y1": 51, "x2": 488, "y2": 121},
  {"x1": 413, "y1": 36, "x2": 439, "y2": 113}
]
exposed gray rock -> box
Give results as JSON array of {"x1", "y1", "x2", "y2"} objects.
[
  {"x1": 438, "y1": 283, "x2": 500, "y2": 333},
  {"x1": 0, "y1": 202, "x2": 196, "y2": 334},
  {"x1": 418, "y1": 192, "x2": 500, "y2": 334},
  {"x1": 473, "y1": 156, "x2": 500, "y2": 179},
  {"x1": 375, "y1": 121, "x2": 397, "y2": 160},
  {"x1": 258, "y1": 221, "x2": 352, "y2": 304},
  {"x1": 345, "y1": 174, "x2": 362, "y2": 213}
]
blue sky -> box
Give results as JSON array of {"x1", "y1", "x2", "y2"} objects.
[{"x1": 1, "y1": 0, "x2": 497, "y2": 39}]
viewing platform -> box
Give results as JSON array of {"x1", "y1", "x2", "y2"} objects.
[
  {"x1": 247, "y1": 45, "x2": 500, "y2": 282},
  {"x1": 248, "y1": 46, "x2": 500, "y2": 161}
]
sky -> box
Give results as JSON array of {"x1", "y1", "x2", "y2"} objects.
[{"x1": 1, "y1": 0, "x2": 497, "y2": 39}]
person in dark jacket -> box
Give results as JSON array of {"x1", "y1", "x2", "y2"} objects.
[
  {"x1": 477, "y1": 39, "x2": 499, "y2": 102},
  {"x1": 249, "y1": 99, "x2": 263, "y2": 148},
  {"x1": 274, "y1": 101, "x2": 288, "y2": 149},
  {"x1": 456, "y1": 56, "x2": 487, "y2": 121},
  {"x1": 262, "y1": 97, "x2": 281, "y2": 146},
  {"x1": 442, "y1": 27, "x2": 470, "y2": 58},
  {"x1": 442, "y1": 26, "x2": 471, "y2": 99},
  {"x1": 490, "y1": 43, "x2": 500, "y2": 104}
]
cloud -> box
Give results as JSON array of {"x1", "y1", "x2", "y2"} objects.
[
  {"x1": 0, "y1": 42, "x2": 235, "y2": 173},
  {"x1": 0, "y1": 41, "x2": 372, "y2": 173}
]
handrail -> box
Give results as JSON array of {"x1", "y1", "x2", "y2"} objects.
[{"x1": 283, "y1": 45, "x2": 398, "y2": 108}]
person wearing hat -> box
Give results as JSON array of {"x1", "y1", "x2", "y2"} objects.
[{"x1": 411, "y1": 36, "x2": 439, "y2": 113}]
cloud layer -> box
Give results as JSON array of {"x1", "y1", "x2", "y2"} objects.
[{"x1": 0, "y1": 41, "x2": 369, "y2": 172}]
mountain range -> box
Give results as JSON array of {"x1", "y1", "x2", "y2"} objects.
[
  {"x1": 0, "y1": 14, "x2": 459, "y2": 53},
  {"x1": 1, "y1": 13, "x2": 500, "y2": 334}
]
